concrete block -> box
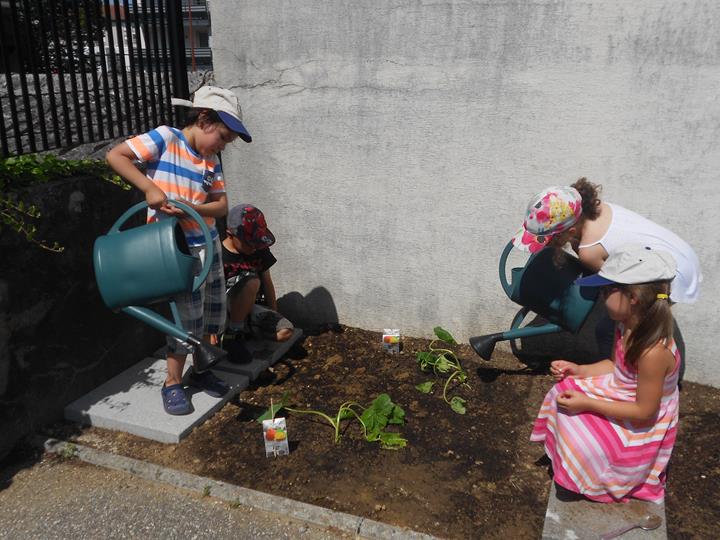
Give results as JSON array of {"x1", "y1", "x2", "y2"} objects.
[
  {"x1": 214, "y1": 328, "x2": 304, "y2": 378},
  {"x1": 64, "y1": 357, "x2": 249, "y2": 444},
  {"x1": 542, "y1": 483, "x2": 666, "y2": 540},
  {"x1": 214, "y1": 357, "x2": 271, "y2": 380}
]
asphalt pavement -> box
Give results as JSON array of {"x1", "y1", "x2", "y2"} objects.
[
  {"x1": 0, "y1": 453, "x2": 351, "y2": 540},
  {"x1": 0, "y1": 438, "x2": 436, "y2": 540}
]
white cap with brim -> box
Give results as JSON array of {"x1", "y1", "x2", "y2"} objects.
[
  {"x1": 171, "y1": 86, "x2": 252, "y2": 143},
  {"x1": 575, "y1": 244, "x2": 677, "y2": 287}
]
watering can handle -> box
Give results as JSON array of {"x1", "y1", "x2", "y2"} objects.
[
  {"x1": 498, "y1": 241, "x2": 515, "y2": 299},
  {"x1": 107, "y1": 201, "x2": 214, "y2": 293}
]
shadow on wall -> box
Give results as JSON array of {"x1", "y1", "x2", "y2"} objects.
[{"x1": 277, "y1": 287, "x2": 339, "y2": 334}]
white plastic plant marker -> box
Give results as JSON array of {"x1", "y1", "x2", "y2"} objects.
[
  {"x1": 382, "y1": 329, "x2": 401, "y2": 353},
  {"x1": 263, "y1": 417, "x2": 289, "y2": 457}
]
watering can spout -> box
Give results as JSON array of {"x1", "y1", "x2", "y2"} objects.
[
  {"x1": 469, "y1": 333, "x2": 504, "y2": 361},
  {"x1": 95, "y1": 202, "x2": 227, "y2": 373},
  {"x1": 185, "y1": 334, "x2": 227, "y2": 373}
]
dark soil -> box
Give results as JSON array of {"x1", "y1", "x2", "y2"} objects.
[{"x1": 43, "y1": 326, "x2": 720, "y2": 539}]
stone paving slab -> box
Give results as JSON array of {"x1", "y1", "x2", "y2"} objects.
[
  {"x1": 64, "y1": 330, "x2": 303, "y2": 444},
  {"x1": 542, "y1": 483, "x2": 667, "y2": 539},
  {"x1": 214, "y1": 328, "x2": 303, "y2": 378},
  {"x1": 64, "y1": 357, "x2": 249, "y2": 444}
]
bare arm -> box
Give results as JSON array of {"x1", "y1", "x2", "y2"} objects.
[
  {"x1": 106, "y1": 142, "x2": 168, "y2": 208},
  {"x1": 175, "y1": 192, "x2": 228, "y2": 218},
  {"x1": 551, "y1": 358, "x2": 614, "y2": 380},
  {"x1": 578, "y1": 245, "x2": 606, "y2": 272},
  {"x1": 259, "y1": 269, "x2": 278, "y2": 311},
  {"x1": 574, "y1": 359, "x2": 615, "y2": 378},
  {"x1": 558, "y1": 344, "x2": 673, "y2": 422}
]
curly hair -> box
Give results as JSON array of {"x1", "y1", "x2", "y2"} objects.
[
  {"x1": 549, "y1": 177, "x2": 603, "y2": 266},
  {"x1": 572, "y1": 177, "x2": 602, "y2": 221}
]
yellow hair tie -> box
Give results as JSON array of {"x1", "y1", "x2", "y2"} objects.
[{"x1": 656, "y1": 293, "x2": 669, "y2": 300}]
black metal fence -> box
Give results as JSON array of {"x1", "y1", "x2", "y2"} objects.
[{"x1": 0, "y1": 0, "x2": 190, "y2": 158}]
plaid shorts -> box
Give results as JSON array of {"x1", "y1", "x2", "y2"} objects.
[{"x1": 167, "y1": 236, "x2": 227, "y2": 355}]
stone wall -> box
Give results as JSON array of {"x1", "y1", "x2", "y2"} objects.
[
  {"x1": 0, "y1": 176, "x2": 163, "y2": 459},
  {"x1": 211, "y1": 0, "x2": 720, "y2": 387}
]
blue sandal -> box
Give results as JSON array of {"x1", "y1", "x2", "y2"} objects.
[{"x1": 161, "y1": 384, "x2": 193, "y2": 415}]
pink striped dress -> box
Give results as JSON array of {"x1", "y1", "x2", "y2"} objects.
[{"x1": 530, "y1": 326, "x2": 680, "y2": 503}]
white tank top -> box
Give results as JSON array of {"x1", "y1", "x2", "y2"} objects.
[{"x1": 579, "y1": 203, "x2": 702, "y2": 303}]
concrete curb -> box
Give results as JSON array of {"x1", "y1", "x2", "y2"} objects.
[{"x1": 32, "y1": 436, "x2": 438, "y2": 540}]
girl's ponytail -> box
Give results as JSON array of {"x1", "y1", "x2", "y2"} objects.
[{"x1": 624, "y1": 281, "x2": 674, "y2": 368}]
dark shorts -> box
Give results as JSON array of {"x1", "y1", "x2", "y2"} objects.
[{"x1": 226, "y1": 270, "x2": 261, "y2": 301}]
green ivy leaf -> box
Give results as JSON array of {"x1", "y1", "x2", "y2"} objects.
[
  {"x1": 360, "y1": 394, "x2": 392, "y2": 433},
  {"x1": 338, "y1": 408, "x2": 356, "y2": 421},
  {"x1": 415, "y1": 381, "x2": 435, "y2": 394},
  {"x1": 256, "y1": 392, "x2": 290, "y2": 423},
  {"x1": 374, "y1": 431, "x2": 407, "y2": 450},
  {"x1": 435, "y1": 354, "x2": 451, "y2": 373},
  {"x1": 388, "y1": 403, "x2": 405, "y2": 425},
  {"x1": 433, "y1": 326, "x2": 457, "y2": 345},
  {"x1": 450, "y1": 396, "x2": 467, "y2": 415}
]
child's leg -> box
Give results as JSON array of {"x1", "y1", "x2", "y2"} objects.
[
  {"x1": 165, "y1": 239, "x2": 216, "y2": 385},
  {"x1": 203, "y1": 237, "x2": 227, "y2": 339},
  {"x1": 187, "y1": 238, "x2": 229, "y2": 397},
  {"x1": 227, "y1": 275, "x2": 261, "y2": 329},
  {"x1": 166, "y1": 352, "x2": 187, "y2": 386},
  {"x1": 166, "y1": 286, "x2": 202, "y2": 385},
  {"x1": 277, "y1": 328, "x2": 293, "y2": 342},
  {"x1": 249, "y1": 304, "x2": 295, "y2": 342}
]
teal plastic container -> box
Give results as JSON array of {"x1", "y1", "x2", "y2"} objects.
[
  {"x1": 470, "y1": 241, "x2": 599, "y2": 360},
  {"x1": 501, "y1": 243, "x2": 597, "y2": 333},
  {"x1": 93, "y1": 201, "x2": 213, "y2": 310}
]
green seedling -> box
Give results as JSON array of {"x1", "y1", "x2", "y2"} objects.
[
  {"x1": 59, "y1": 442, "x2": 77, "y2": 460},
  {"x1": 258, "y1": 392, "x2": 407, "y2": 450},
  {"x1": 415, "y1": 326, "x2": 470, "y2": 414}
]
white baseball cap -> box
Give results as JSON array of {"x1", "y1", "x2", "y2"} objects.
[
  {"x1": 575, "y1": 244, "x2": 677, "y2": 287},
  {"x1": 171, "y1": 86, "x2": 251, "y2": 143}
]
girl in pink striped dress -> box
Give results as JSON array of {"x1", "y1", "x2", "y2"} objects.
[{"x1": 531, "y1": 245, "x2": 681, "y2": 503}]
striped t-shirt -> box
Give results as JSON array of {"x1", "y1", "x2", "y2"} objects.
[{"x1": 126, "y1": 126, "x2": 225, "y2": 246}]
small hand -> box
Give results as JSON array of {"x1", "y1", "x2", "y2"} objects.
[
  {"x1": 157, "y1": 202, "x2": 186, "y2": 216},
  {"x1": 556, "y1": 389, "x2": 588, "y2": 413},
  {"x1": 550, "y1": 360, "x2": 578, "y2": 381},
  {"x1": 145, "y1": 186, "x2": 168, "y2": 209}
]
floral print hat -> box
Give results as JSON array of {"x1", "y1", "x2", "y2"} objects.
[{"x1": 511, "y1": 186, "x2": 582, "y2": 253}]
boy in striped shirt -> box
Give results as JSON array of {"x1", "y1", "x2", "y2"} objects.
[{"x1": 107, "y1": 86, "x2": 251, "y2": 415}]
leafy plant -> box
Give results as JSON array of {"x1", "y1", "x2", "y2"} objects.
[
  {"x1": 0, "y1": 154, "x2": 128, "y2": 252},
  {"x1": 59, "y1": 442, "x2": 77, "y2": 460},
  {"x1": 415, "y1": 326, "x2": 470, "y2": 414},
  {"x1": 258, "y1": 392, "x2": 407, "y2": 450}
]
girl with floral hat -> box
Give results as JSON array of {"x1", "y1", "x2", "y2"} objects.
[{"x1": 511, "y1": 178, "x2": 701, "y2": 304}]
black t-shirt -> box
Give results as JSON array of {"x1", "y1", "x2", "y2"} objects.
[{"x1": 222, "y1": 243, "x2": 277, "y2": 283}]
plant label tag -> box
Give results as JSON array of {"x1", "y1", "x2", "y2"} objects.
[
  {"x1": 382, "y1": 329, "x2": 401, "y2": 353},
  {"x1": 262, "y1": 417, "x2": 289, "y2": 457}
]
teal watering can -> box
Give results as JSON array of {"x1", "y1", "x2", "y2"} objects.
[
  {"x1": 469, "y1": 241, "x2": 599, "y2": 360},
  {"x1": 94, "y1": 201, "x2": 226, "y2": 372}
]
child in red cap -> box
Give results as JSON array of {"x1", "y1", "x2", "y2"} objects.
[{"x1": 221, "y1": 204, "x2": 294, "y2": 354}]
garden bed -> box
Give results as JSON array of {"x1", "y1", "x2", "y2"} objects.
[{"x1": 47, "y1": 326, "x2": 719, "y2": 539}]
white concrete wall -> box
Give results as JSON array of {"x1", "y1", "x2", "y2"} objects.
[{"x1": 210, "y1": 1, "x2": 720, "y2": 386}]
